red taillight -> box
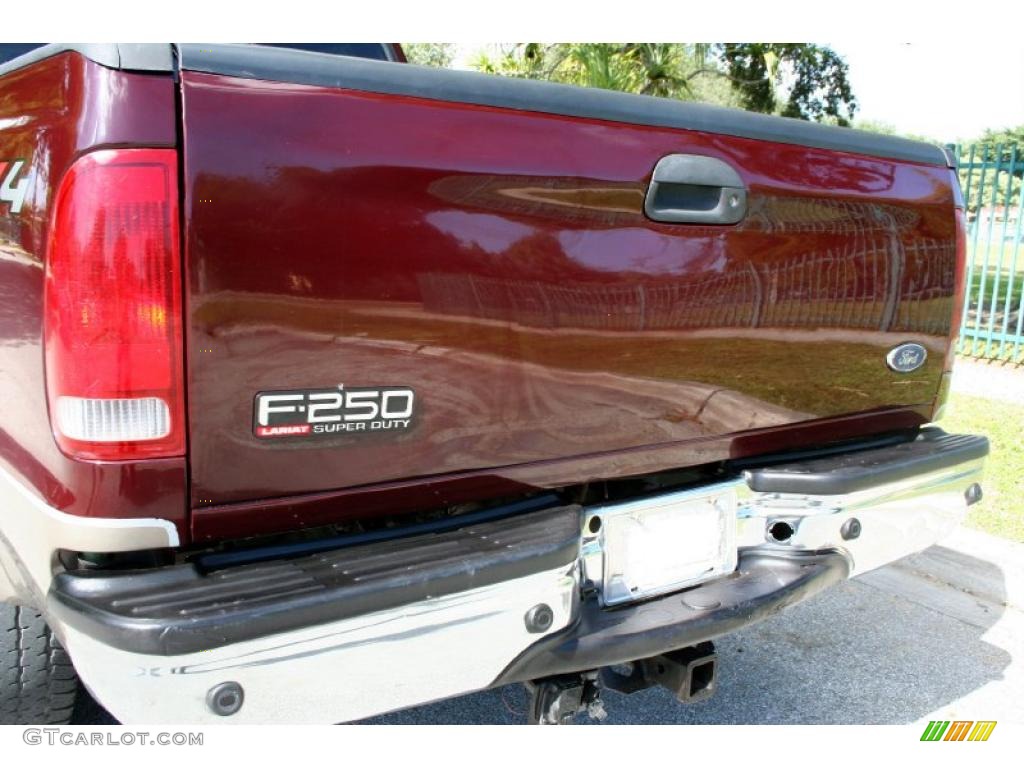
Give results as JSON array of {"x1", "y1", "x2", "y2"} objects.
[{"x1": 44, "y1": 149, "x2": 184, "y2": 461}]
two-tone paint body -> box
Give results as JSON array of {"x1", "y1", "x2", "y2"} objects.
[
  {"x1": 0, "y1": 43, "x2": 984, "y2": 727},
  {"x1": 0, "y1": 45, "x2": 962, "y2": 550},
  {"x1": 0, "y1": 53, "x2": 187, "y2": 542}
]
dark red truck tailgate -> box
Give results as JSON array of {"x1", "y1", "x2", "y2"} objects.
[{"x1": 177, "y1": 45, "x2": 961, "y2": 540}]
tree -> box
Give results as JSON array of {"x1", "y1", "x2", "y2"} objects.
[
  {"x1": 853, "y1": 120, "x2": 938, "y2": 144},
  {"x1": 974, "y1": 125, "x2": 1024, "y2": 148},
  {"x1": 402, "y1": 43, "x2": 456, "y2": 68},
  {"x1": 469, "y1": 43, "x2": 855, "y2": 124},
  {"x1": 956, "y1": 125, "x2": 1024, "y2": 212},
  {"x1": 471, "y1": 44, "x2": 711, "y2": 99},
  {"x1": 720, "y1": 44, "x2": 856, "y2": 125}
]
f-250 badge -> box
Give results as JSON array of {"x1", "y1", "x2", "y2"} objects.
[
  {"x1": 254, "y1": 386, "x2": 415, "y2": 439},
  {"x1": 0, "y1": 160, "x2": 31, "y2": 214}
]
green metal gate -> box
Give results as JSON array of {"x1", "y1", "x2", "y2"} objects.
[{"x1": 954, "y1": 143, "x2": 1024, "y2": 363}]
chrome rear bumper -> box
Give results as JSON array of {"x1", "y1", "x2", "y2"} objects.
[
  {"x1": 48, "y1": 428, "x2": 985, "y2": 723},
  {"x1": 58, "y1": 562, "x2": 581, "y2": 724}
]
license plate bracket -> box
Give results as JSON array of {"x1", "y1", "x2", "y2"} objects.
[{"x1": 590, "y1": 483, "x2": 738, "y2": 606}]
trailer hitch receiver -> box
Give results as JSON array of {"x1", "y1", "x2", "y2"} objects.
[{"x1": 601, "y1": 641, "x2": 717, "y2": 703}]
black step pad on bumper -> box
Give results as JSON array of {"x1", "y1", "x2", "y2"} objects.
[
  {"x1": 49, "y1": 504, "x2": 582, "y2": 656},
  {"x1": 743, "y1": 428, "x2": 988, "y2": 496}
]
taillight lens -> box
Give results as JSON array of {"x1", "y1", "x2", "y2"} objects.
[{"x1": 44, "y1": 149, "x2": 184, "y2": 460}]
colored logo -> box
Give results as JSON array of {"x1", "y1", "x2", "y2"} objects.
[
  {"x1": 253, "y1": 386, "x2": 416, "y2": 439},
  {"x1": 886, "y1": 342, "x2": 928, "y2": 373},
  {"x1": 920, "y1": 720, "x2": 997, "y2": 741}
]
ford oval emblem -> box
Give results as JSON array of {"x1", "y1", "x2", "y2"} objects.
[{"x1": 886, "y1": 343, "x2": 928, "y2": 373}]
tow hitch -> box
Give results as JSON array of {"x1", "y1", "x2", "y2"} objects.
[
  {"x1": 602, "y1": 642, "x2": 718, "y2": 703},
  {"x1": 525, "y1": 642, "x2": 717, "y2": 723}
]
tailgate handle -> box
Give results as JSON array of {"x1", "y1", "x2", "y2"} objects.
[{"x1": 644, "y1": 154, "x2": 747, "y2": 225}]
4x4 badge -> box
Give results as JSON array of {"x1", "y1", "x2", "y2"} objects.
[{"x1": 0, "y1": 159, "x2": 31, "y2": 214}]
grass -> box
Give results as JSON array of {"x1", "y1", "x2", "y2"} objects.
[
  {"x1": 966, "y1": 265, "x2": 1024, "y2": 311},
  {"x1": 966, "y1": 239, "x2": 1023, "y2": 317},
  {"x1": 940, "y1": 392, "x2": 1024, "y2": 542},
  {"x1": 970, "y1": 240, "x2": 1023, "y2": 272}
]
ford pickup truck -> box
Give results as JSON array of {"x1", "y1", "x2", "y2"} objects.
[{"x1": 0, "y1": 42, "x2": 988, "y2": 725}]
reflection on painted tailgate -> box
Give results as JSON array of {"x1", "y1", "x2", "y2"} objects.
[{"x1": 180, "y1": 60, "x2": 959, "y2": 523}]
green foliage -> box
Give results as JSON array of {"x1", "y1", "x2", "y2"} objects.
[
  {"x1": 471, "y1": 44, "x2": 686, "y2": 95},
  {"x1": 402, "y1": 43, "x2": 456, "y2": 68},
  {"x1": 853, "y1": 119, "x2": 939, "y2": 144},
  {"x1": 974, "y1": 125, "x2": 1024, "y2": 148},
  {"x1": 941, "y1": 391, "x2": 1024, "y2": 542},
  {"x1": 956, "y1": 125, "x2": 1024, "y2": 212},
  {"x1": 720, "y1": 44, "x2": 856, "y2": 125},
  {"x1": 853, "y1": 119, "x2": 898, "y2": 136},
  {"x1": 468, "y1": 43, "x2": 854, "y2": 122}
]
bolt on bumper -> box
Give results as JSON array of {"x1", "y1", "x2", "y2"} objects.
[{"x1": 48, "y1": 428, "x2": 985, "y2": 723}]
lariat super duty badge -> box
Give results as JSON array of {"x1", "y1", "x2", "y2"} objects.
[{"x1": 253, "y1": 386, "x2": 416, "y2": 438}]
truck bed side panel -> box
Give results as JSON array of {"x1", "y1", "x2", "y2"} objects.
[{"x1": 0, "y1": 53, "x2": 187, "y2": 536}]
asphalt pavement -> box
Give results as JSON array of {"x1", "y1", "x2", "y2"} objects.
[
  {"x1": 71, "y1": 525, "x2": 1023, "y2": 725},
  {"x1": 362, "y1": 526, "x2": 1024, "y2": 725}
]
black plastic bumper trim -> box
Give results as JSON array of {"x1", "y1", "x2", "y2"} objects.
[
  {"x1": 743, "y1": 428, "x2": 988, "y2": 496},
  {"x1": 494, "y1": 549, "x2": 849, "y2": 685},
  {"x1": 195, "y1": 492, "x2": 563, "y2": 572},
  {"x1": 48, "y1": 504, "x2": 582, "y2": 656}
]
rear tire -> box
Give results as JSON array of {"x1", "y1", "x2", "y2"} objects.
[{"x1": 0, "y1": 603, "x2": 79, "y2": 724}]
